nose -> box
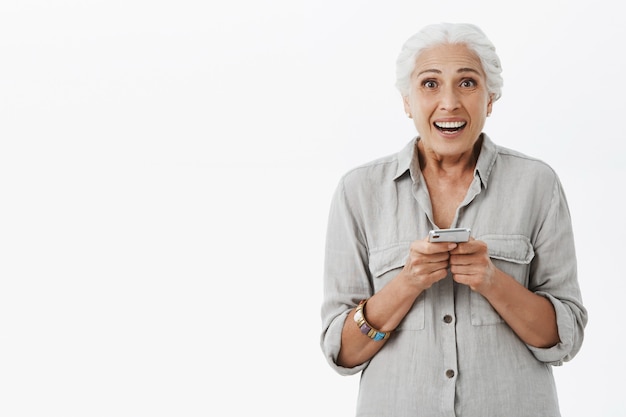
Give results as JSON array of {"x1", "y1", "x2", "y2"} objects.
[{"x1": 439, "y1": 85, "x2": 461, "y2": 112}]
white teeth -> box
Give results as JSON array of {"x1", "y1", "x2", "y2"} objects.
[{"x1": 435, "y1": 121, "x2": 466, "y2": 129}]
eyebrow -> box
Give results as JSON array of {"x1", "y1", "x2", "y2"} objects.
[{"x1": 416, "y1": 67, "x2": 482, "y2": 77}]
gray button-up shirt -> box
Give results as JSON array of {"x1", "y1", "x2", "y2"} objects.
[{"x1": 320, "y1": 134, "x2": 587, "y2": 417}]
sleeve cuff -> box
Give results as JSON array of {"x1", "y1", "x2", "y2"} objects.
[
  {"x1": 525, "y1": 292, "x2": 576, "y2": 365},
  {"x1": 320, "y1": 311, "x2": 369, "y2": 376}
]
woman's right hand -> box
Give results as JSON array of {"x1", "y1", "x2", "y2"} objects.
[
  {"x1": 337, "y1": 237, "x2": 458, "y2": 368},
  {"x1": 399, "y1": 238, "x2": 458, "y2": 292}
]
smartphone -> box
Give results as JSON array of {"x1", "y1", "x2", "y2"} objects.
[{"x1": 428, "y1": 227, "x2": 471, "y2": 243}]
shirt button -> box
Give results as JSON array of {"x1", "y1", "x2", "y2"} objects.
[
  {"x1": 446, "y1": 369, "x2": 455, "y2": 379},
  {"x1": 443, "y1": 315, "x2": 453, "y2": 324}
]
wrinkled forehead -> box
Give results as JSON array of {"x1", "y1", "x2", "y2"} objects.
[{"x1": 413, "y1": 43, "x2": 485, "y2": 77}]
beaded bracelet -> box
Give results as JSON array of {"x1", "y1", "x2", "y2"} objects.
[{"x1": 353, "y1": 299, "x2": 391, "y2": 341}]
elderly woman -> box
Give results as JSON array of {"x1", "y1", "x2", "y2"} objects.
[{"x1": 320, "y1": 23, "x2": 587, "y2": 416}]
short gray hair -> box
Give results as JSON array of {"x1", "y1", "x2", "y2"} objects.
[{"x1": 395, "y1": 23, "x2": 503, "y2": 101}]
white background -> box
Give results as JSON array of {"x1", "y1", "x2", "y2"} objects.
[{"x1": 0, "y1": 0, "x2": 624, "y2": 416}]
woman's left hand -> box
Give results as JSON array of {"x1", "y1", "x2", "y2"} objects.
[
  {"x1": 448, "y1": 238, "x2": 560, "y2": 348},
  {"x1": 448, "y1": 238, "x2": 497, "y2": 294}
]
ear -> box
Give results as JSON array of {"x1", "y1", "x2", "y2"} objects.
[
  {"x1": 486, "y1": 94, "x2": 494, "y2": 116},
  {"x1": 402, "y1": 96, "x2": 411, "y2": 117}
]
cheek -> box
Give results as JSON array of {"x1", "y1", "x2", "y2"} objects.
[
  {"x1": 475, "y1": 93, "x2": 492, "y2": 113},
  {"x1": 409, "y1": 96, "x2": 433, "y2": 115},
  {"x1": 413, "y1": 103, "x2": 436, "y2": 126}
]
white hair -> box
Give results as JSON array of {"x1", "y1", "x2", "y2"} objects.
[{"x1": 395, "y1": 23, "x2": 503, "y2": 101}]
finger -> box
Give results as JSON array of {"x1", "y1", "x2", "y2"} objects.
[
  {"x1": 408, "y1": 249, "x2": 450, "y2": 268},
  {"x1": 410, "y1": 259, "x2": 450, "y2": 276},
  {"x1": 450, "y1": 263, "x2": 472, "y2": 275},
  {"x1": 449, "y1": 240, "x2": 483, "y2": 255},
  {"x1": 449, "y1": 253, "x2": 472, "y2": 266},
  {"x1": 451, "y1": 272, "x2": 483, "y2": 291},
  {"x1": 412, "y1": 240, "x2": 457, "y2": 255},
  {"x1": 426, "y1": 242, "x2": 458, "y2": 254},
  {"x1": 451, "y1": 272, "x2": 471, "y2": 286},
  {"x1": 422, "y1": 263, "x2": 451, "y2": 283}
]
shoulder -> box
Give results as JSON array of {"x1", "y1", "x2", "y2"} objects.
[
  {"x1": 339, "y1": 138, "x2": 415, "y2": 189},
  {"x1": 341, "y1": 153, "x2": 399, "y2": 186},
  {"x1": 493, "y1": 143, "x2": 559, "y2": 181},
  {"x1": 331, "y1": 147, "x2": 408, "y2": 213}
]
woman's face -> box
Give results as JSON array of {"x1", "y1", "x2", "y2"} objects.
[{"x1": 403, "y1": 43, "x2": 493, "y2": 160}]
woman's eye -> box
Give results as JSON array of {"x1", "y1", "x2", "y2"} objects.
[
  {"x1": 423, "y1": 80, "x2": 437, "y2": 89},
  {"x1": 461, "y1": 79, "x2": 476, "y2": 88}
]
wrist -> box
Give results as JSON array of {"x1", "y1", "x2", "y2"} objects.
[{"x1": 353, "y1": 299, "x2": 392, "y2": 341}]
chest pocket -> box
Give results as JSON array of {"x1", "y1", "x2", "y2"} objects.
[
  {"x1": 368, "y1": 242, "x2": 425, "y2": 331},
  {"x1": 470, "y1": 234, "x2": 535, "y2": 326}
]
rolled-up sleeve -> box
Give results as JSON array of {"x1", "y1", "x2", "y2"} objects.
[
  {"x1": 526, "y1": 175, "x2": 588, "y2": 365},
  {"x1": 320, "y1": 176, "x2": 372, "y2": 375}
]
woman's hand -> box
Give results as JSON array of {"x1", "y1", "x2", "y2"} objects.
[
  {"x1": 449, "y1": 238, "x2": 559, "y2": 347},
  {"x1": 448, "y1": 238, "x2": 497, "y2": 293},
  {"x1": 400, "y1": 238, "x2": 458, "y2": 292},
  {"x1": 338, "y1": 236, "x2": 458, "y2": 368}
]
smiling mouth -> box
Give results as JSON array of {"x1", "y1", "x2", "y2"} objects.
[{"x1": 434, "y1": 121, "x2": 467, "y2": 133}]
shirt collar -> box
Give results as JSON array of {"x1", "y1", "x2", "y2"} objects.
[
  {"x1": 393, "y1": 137, "x2": 417, "y2": 180},
  {"x1": 393, "y1": 133, "x2": 499, "y2": 189}
]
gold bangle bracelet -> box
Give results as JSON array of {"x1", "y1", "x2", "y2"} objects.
[{"x1": 353, "y1": 299, "x2": 391, "y2": 341}]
